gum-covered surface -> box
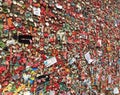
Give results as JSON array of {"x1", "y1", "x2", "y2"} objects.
[{"x1": 0, "y1": 0, "x2": 120, "y2": 95}]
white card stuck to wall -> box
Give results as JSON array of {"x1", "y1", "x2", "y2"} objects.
[
  {"x1": 85, "y1": 52, "x2": 94, "y2": 64},
  {"x1": 49, "y1": 90, "x2": 55, "y2": 95},
  {"x1": 44, "y1": 57, "x2": 57, "y2": 67},
  {"x1": 33, "y1": 7, "x2": 41, "y2": 16}
]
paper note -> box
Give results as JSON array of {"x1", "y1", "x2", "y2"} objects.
[
  {"x1": 49, "y1": 90, "x2": 55, "y2": 95},
  {"x1": 6, "y1": 39, "x2": 15, "y2": 46},
  {"x1": 33, "y1": 7, "x2": 41, "y2": 16},
  {"x1": 85, "y1": 52, "x2": 94, "y2": 64},
  {"x1": 69, "y1": 57, "x2": 76, "y2": 64},
  {"x1": 108, "y1": 75, "x2": 112, "y2": 84},
  {"x1": 55, "y1": 4, "x2": 63, "y2": 9},
  {"x1": 113, "y1": 87, "x2": 119, "y2": 94},
  {"x1": 79, "y1": 34, "x2": 87, "y2": 39},
  {"x1": 23, "y1": 91, "x2": 31, "y2": 95},
  {"x1": 44, "y1": 57, "x2": 57, "y2": 67},
  {"x1": 97, "y1": 39, "x2": 102, "y2": 47},
  {"x1": 0, "y1": 84, "x2": 1, "y2": 89}
]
